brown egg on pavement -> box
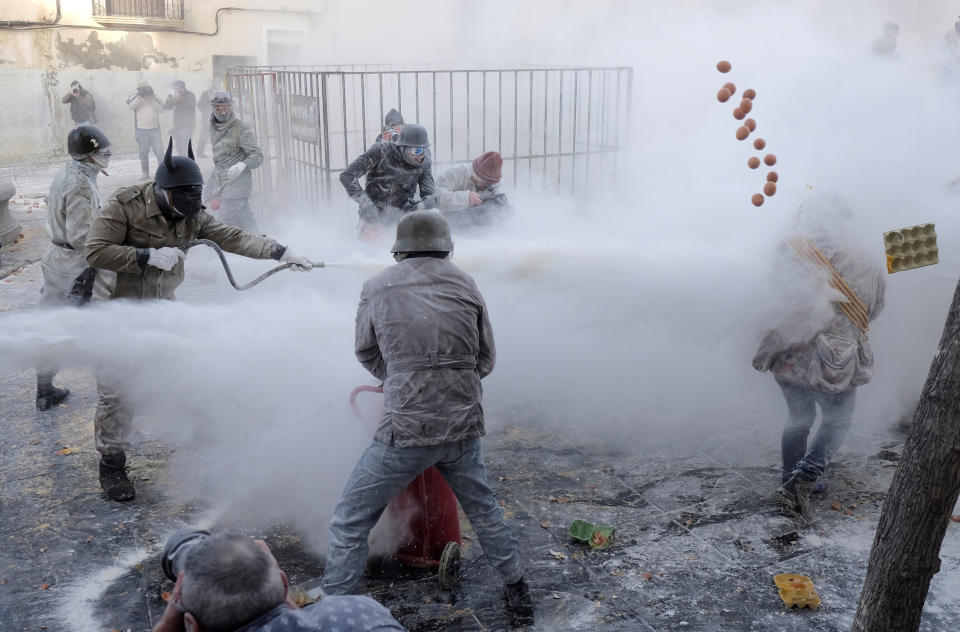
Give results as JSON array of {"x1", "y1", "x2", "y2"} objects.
[
  {"x1": 733, "y1": 108, "x2": 745, "y2": 120},
  {"x1": 717, "y1": 88, "x2": 731, "y2": 103},
  {"x1": 767, "y1": 171, "x2": 779, "y2": 182},
  {"x1": 753, "y1": 138, "x2": 766, "y2": 150},
  {"x1": 752, "y1": 193, "x2": 764, "y2": 207},
  {"x1": 739, "y1": 99, "x2": 752, "y2": 114},
  {"x1": 748, "y1": 156, "x2": 760, "y2": 169},
  {"x1": 744, "y1": 118, "x2": 756, "y2": 131},
  {"x1": 736, "y1": 126, "x2": 750, "y2": 140},
  {"x1": 764, "y1": 154, "x2": 777, "y2": 166},
  {"x1": 717, "y1": 60, "x2": 732, "y2": 73},
  {"x1": 723, "y1": 82, "x2": 736, "y2": 96},
  {"x1": 743, "y1": 88, "x2": 756, "y2": 99},
  {"x1": 764, "y1": 182, "x2": 777, "y2": 196}
]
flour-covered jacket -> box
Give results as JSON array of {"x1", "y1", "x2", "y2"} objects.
[
  {"x1": 204, "y1": 113, "x2": 264, "y2": 202},
  {"x1": 435, "y1": 163, "x2": 503, "y2": 211},
  {"x1": 754, "y1": 237, "x2": 886, "y2": 394},
  {"x1": 355, "y1": 257, "x2": 495, "y2": 447},
  {"x1": 340, "y1": 142, "x2": 435, "y2": 214},
  {"x1": 41, "y1": 160, "x2": 114, "y2": 302}
]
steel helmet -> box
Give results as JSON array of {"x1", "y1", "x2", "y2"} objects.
[
  {"x1": 396, "y1": 123, "x2": 430, "y2": 148},
  {"x1": 154, "y1": 138, "x2": 204, "y2": 188},
  {"x1": 67, "y1": 125, "x2": 111, "y2": 158},
  {"x1": 209, "y1": 90, "x2": 234, "y2": 106},
  {"x1": 390, "y1": 210, "x2": 452, "y2": 253}
]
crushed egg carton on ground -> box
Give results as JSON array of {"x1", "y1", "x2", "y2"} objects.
[{"x1": 774, "y1": 573, "x2": 822, "y2": 610}]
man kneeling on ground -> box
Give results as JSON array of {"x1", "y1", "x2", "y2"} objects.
[
  {"x1": 151, "y1": 533, "x2": 404, "y2": 632},
  {"x1": 435, "y1": 151, "x2": 509, "y2": 229}
]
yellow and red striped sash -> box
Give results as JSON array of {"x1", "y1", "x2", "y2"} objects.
[{"x1": 787, "y1": 237, "x2": 870, "y2": 332}]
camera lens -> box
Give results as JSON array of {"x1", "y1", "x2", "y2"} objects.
[{"x1": 161, "y1": 529, "x2": 211, "y2": 581}]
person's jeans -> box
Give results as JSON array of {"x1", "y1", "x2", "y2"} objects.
[
  {"x1": 135, "y1": 128, "x2": 164, "y2": 174},
  {"x1": 323, "y1": 438, "x2": 523, "y2": 595},
  {"x1": 172, "y1": 127, "x2": 193, "y2": 156},
  {"x1": 776, "y1": 378, "x2": 857, "y2": 483}
]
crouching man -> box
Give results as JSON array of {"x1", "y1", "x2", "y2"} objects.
[
  {"x1": 436, "y1": 151, "x2": 509, "y2": 229},
  {"x1": 151, "y1": 534, "x2": 404, "y2": 632},
  {"x1": 85, "y1": 139, "x2": 311, "y2": 501},
  {"x1": 322, "y1": 211, "x2": 534, "y2": 627}
]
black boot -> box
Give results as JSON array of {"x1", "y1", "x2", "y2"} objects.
[
  {"x1": 36, "y1": 372, "x2": 70, "y2": 411},
  {"x1": 99, "y1": 453, "x2": 135, "y2": 501},
  {"x1": 503, "y1": 577, "x2": 534, "y2": 627}
]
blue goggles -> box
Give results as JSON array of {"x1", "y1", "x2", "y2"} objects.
[{"x1": 409, "y1": 147, "x2": 424, "y2": 156}]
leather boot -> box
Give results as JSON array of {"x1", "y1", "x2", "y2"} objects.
[
  {"x1": 503, "y1": 577, "x2": 534, "y2": 627},
  {"x1": 36, "y1": 372, "x2": 70, "y2": 411},
  {"x1": 99, "y1": 452, "x2": 135, "y2": 501}
]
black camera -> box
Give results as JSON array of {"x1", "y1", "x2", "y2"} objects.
[{"x1": 161, "y1": 528, "x2": 211, "y2": 581}]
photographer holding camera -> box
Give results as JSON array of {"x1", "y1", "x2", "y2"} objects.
[
  {"x1": 164, "y1": 80, "x2": 197, "y2": 156},
  {"x1": 152, "y1": 532, "x2": 404, "y2": 632},
  {"x1": 127, "y1": 80, "x2": 165, "y2": 179},
  {"x1": 61, "y1": 80, "x2": 96, "y2": 127}
]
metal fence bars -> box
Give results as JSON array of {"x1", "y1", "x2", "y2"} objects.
[{"x1": 226, "y1": 65, "x2": 633, "y2": 217}]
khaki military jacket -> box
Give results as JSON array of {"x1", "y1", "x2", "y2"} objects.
[{"x1": 86, "y1": 182, "x2": 279, "y2": 300}]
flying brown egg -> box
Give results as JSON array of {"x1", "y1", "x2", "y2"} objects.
[
  {"x1": 736, "y1": 126, "x2": 750, "y2": 140},
  {"x1": 717, "y1": 88, "x2": 731, "y2": 103},
  {"x1": 717, "y1": 60, "x2": 732, "y2": 73},
  {"x1": 752, "y1": 193, "x2": 764, "y2": 207},
  {"x1": 744, "y1": 118, "x2": 756, "y2": 131},
  {"x1": 739, "y1": 99, "x2": 752, "y2": 114},
  {"x1": 764, "y1": 182, "x2": 777, "y2": 196},
  {"x1": 723, "y1": 82, "x2": 736, "y2": 96},
  {"x1": 764, "y1": 154, "x2": 777, "y2": 166},
  {"x1": 743, "y1": 88, "x2": 756, "y2": 100},
  {"x1": 748, "y1": 156, "x2": 760, "y2": 169},
  {"x1": 753, "y1": 138, "x2": 766, "y2": 150},
  {"x1": 733, "y1": 108, "x2": 745, "y2": 120},
  {"x1": 767, "y1": 171, "x2": 779, "y2": 183}
]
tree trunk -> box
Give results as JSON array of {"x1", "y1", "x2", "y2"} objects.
[{"x1": 851, "y1": 281, "x2": 960, "y2": 632}]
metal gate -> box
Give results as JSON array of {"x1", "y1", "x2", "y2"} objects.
[{"x1": 227, "y1": 64, "x2": 633, "y2": 218}]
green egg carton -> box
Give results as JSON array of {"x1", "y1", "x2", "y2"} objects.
[
  {"x1": 569, "y1": 519, "x2": 616, "y2": 550},
  {"x1": 884, "y1": 223, "x2": 939, "y2": 274}
]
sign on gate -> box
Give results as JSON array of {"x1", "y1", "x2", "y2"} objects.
[{"x1": 290, "y1": 94, "x2": 320, "y2": 142}]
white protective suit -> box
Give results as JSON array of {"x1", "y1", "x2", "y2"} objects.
[{"x1": 41, "y1": 160, "x2": 113, "y2": 304}]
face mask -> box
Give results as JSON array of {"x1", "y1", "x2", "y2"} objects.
[
  {"x1": 213, "y1": 108, "x2": 232, "y2": 123},
  {"x1": 166, "y1": 185, "x2": 204, "y2": 219}
]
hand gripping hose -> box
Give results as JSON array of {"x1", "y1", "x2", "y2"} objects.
[{"x1": 180, "y1": 239, "x2": 323, "y2": 291}]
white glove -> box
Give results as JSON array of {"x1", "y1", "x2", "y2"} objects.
[
  {"x1": 226, "y1": 162, "x2": 247, "y2": 179},
  {"x1": 147, "y1": 247, "x2": 185, "y2": 271},
  {"x1": 280, "y1": 247, "x2": 313, "y2": 271}
]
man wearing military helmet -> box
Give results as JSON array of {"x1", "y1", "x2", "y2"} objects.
[{"x1": 35, "y1": 125, "x2": 115, "y2": 411}]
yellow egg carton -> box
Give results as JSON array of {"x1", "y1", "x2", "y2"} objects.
[
  {"x1": 884, "y1": 223, "x2": 938, "y2": 274},
  {"x1": 774, "y1": 573, "x2": 821, "y2": 610}
]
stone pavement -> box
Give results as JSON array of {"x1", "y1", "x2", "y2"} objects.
[
  {"x1": 0, "y1": 156, "x2": 959, "y2": 631},
  {"x1": 2, "y1": 361, "x2": 959, "y2": 632}
]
